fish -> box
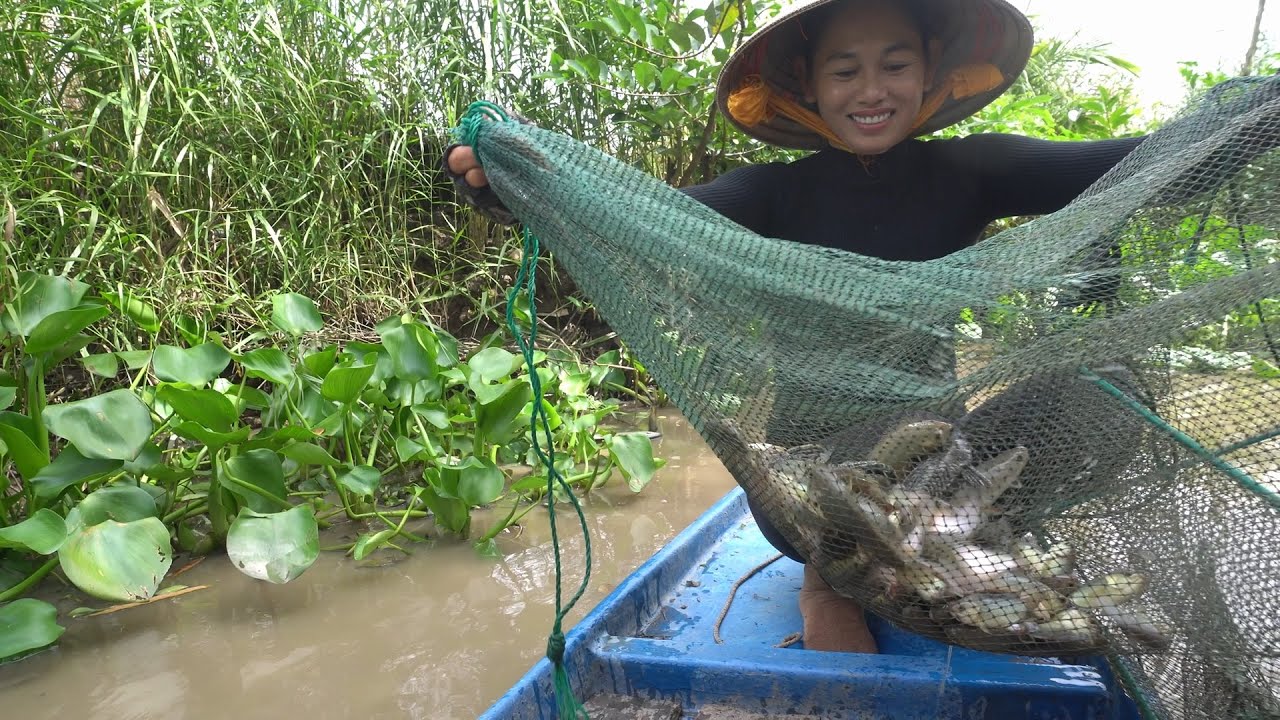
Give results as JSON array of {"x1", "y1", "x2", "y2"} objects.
[
  {"x1": 925, "y1": 536, "x2": 1021, "y2": 595},
  {"x1": 1095, "y1": 599, "x2": 1172, "y2": 652},
  {"x1": 902, "y1": 431, "x2": 988, "y2": 498},
  {"x1": 1028, "y1": 606, "x2": 1103, "y2": 646},
  {"x1": 1070, "y1": 572, "x2": 1149, "y2": 608},
  {"x1": 866, "y1": 418, "x2": 953, "y2": 476},
  {"x1": 952, "y1": 446, "x2": 1029, "y2": 509},
  {"x1": 983, "y1": 573, "x2": 1067, "y2": 622},
  {"x1": 949, "y1": 593, "x2": 1030, "y2": 632},
  {"x1": 898, "y1": 560, "x2": 955, "y2": 602},
  {"x1": 1011, "y1": 534, "x2": 1077, "y2": 581}
]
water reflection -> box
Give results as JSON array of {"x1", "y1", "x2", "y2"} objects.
[{"x1": 0, "y1": 413, "x2": 736, "y2": 720}]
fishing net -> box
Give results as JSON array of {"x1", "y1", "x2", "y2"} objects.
[{"x1": 456, "y1": 73, "x2": 1280, "y2": 719}]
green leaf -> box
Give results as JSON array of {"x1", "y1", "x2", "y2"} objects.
[
  {"x1": 0, "y1": 509, "x2": 67, "y2": 554},
  {"x1": 1, "y1": 273, "x2": 90, "y2": 337},
  {"x1": 476, "y1": 380, "x2": 533, "y2": 445},
  {"x1": 101, "y1": 288, "x2": 160, "y2": 334},
  {"x1": 302, "y1": 344, "x2": 339, "y2": 378},
  {"x1": 122, "y1": 441, "x2": 164, "y2": 475},
  {"x1": 171, "y1": 421, "x2": 252, "y2": 450},
  {"x1": 30, "y1": 446, "x2": 123, "y2": 502},
  {"x1": 240, "y1": 348, "x2": 295, "y2": 385},
  {"x1": 352, "y1": 529, "x2": 397, "y2": 561},
  {"x1": 152, "y1": 343, "x2": 231, "y2": 387},
  {"x1": 468, "y1": 347, "x2": 519, "y2": 382},
  {"x1": 456, "y1": 457, "x2": 504, "y2": 506},
  {"x1": 394, "y1": 435, "x2": 440, "y2": 462},
  {"x1": 321, "y1": 363, "x2": 376, "y2": 404},
  {"x1": 217, "y1": 381, "x2": 271, "y2": 412},
  {"x1": 81, "y1": 352, "x2": 120, "y2": 378},
  {"x1": 222, "y1": 449, "x2": 289, "y2": 513},
  {"x1": 474, "y1": 538, "x2": 500, "y2": 558},
  {"x1": 115, "y1": 350, "x2": 153, "y2": 370},
  {"x1": 279, "y1": 442, "x2": 341, "y2": 466},
  {"x1": 58, "y1": 516, "x2": 172, "y2": 601},
  {"x1": 25, "y1": 306, "x2": 111, "y2": 356},
  {"x1": 271, "y1": 293, "x2": 323, "y2": 335},
  {"x1": 0, "y1": 599, "x2": 65, "y2": 662},
  {"x1": 157, "y1": 385, "x2": 237, "y2": 432},
  {"x1": 606, "y1": 432, "x2": 666, "y2": 492},
  {"x1": 43, "y1": 389, "x2": 153, "y2": 461},
  {"x1": 420, "y1": 484, "x2": 470, "y2": 535},
  {"x1": 0, "y1": 418, "x2": 47, "y2": 480},
  {"x1": 174, "y1": 314, "x2": 208, "y2": 346},
  {"x1": 435, "y1": 330, "x2": 460, "y2": 368},
  {"x1": 226, "y1": 505, "x2": 319, "y2": 584},
  {"x1": 76, "y1": 485, "x2": 159, "y2": 526},
  {"x1": 380, "y1": 322, "x2": 438, "y2": 382},
  {"x1": 633, "y1": 60, "x2": 659, "y2": 88},
  {"x1": 411, "y1": 403, "x2": 450, "y2": 429},
  {"x1": 0, "y1": 386, "x2": 14, "y2": 410},
  {"x1": 337, "y1": 465, "x2": 381, "y2": 498}
]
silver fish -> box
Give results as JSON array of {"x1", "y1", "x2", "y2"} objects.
[
  {"x1": 984, "y1": 573, "x2": 1066, "y2": 622},
  {"x1": 1012, "y1": 534, "x2": 1077, "y2": 580},
  {"x1": 1029, "y1": 606, "x2": 1103, "y2": 646},
  {"x1": 949, "y1": 594, "x2": 1030, "y2": 632},
  {"x1": 867, "y1": 418, "x2": 953, "y2": 475},
  {"x1": 1070, "y1": 572, "x2": 1149, "y2": 609},
  {"x1": 925, "y1": 537, "x2": 1021, "y2": 595},
  {"x1": 1095, "y1": 599, "x2": 1171, "y2": 652},
  {"x1": 953, "y1": 446, "x2": 1029, "y2": 509}
]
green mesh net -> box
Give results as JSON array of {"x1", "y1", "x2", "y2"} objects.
[{"x1": 458, "y1": 74, "x2": 1280, "y2": 718}]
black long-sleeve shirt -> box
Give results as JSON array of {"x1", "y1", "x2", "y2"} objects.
[
  {"x1": 680, "y1": 133, "x2": 1147, "y2": 563},
  {"x1": 681, "y1": 133, "x2": 1147, "y2": 260}
]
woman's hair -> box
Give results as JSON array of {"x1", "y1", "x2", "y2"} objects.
[{"x1": 800, "y1": 0, "x2": 937, "y2": 68}]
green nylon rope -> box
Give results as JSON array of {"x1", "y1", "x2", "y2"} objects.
[{"x1": 455, "y1": 100, "x2": 593, "y2": 720}]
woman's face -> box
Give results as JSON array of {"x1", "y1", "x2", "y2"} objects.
[{"x1": 805, "y1": 0, "x2": 931, "y2": 155}]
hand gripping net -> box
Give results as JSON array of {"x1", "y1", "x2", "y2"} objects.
[{"x1": 459, "y1": 75, "x2": 1280, "y2": 718}]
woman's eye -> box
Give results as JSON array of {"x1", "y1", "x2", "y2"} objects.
[
  {"x1": 885, "y1": 63, "x2": 910, "y2": 73},
  {"x1": 832, "y1": 68, "x2": 858, "y2": 79}
]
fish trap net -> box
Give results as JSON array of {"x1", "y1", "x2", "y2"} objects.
[{"x1": 457, "y1": 74, "x2": 1280, "y2": 719}]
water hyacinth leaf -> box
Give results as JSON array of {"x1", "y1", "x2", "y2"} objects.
[
  {"x1": 468, "y1": 347, "x2": 519, "y2": 382},
  {"x1": 337, "y1": 465, "x2": 381, "y2": 497},
  {"x1": 0, "y1": 386, "x2": 14, "y2": 410},
  {"x1": 122, "y1": 442, "x2": 164, "y2": 474},
  {"x1": 81, "y1": 352, "x2": 120, "y2": 378},
  {"x1": 225, "y1": 506, "x2": 319, "y2": 584},
  {"x1": 0, "y1": 599, "x2": 65, "y2": 662},
  {"x1": 606, "y1": 432, "x2": 666, "y2": 492},
  {"x1": 153, "y1": 343, "x2": 231, "y2": 387},
  {"x1": 411, "y1": 403, "x2": 450, "y2": 429},
  {"x1": 0, "y1": 420, "x2": 47, "y2": 480},
  {"x1": 522, "y1": 398, "x2": 563, "y2": 433},
  {"x1": 381, "y1": 322, "x2": 438, "y2": 382},
  {"x1": 302, "y1": 345, "x2": 339, "y2": 378},
  {"x1": 395, "y1": 435, "x2": 440, "y2": 463},
  {"x1": 240, "y1": 348, "x2": 295, "y2": 385},
  {"x1": 0, "y1": 509, "x2": 68, "y2": 554},
  {"x1": 172, "y1": 421, "x2": 252, "y2": 450},
  {"x1": 222, "y1": 449, "x2": 290, "y2": 513},
  {"x1": 2, "y1": 273, "x2": 90, "y2": 337},
  {"x1": 420, "y1": 484, "x2": 470, "y2": 535},
  {"x1": 271, "y1": 293, "x2": 323, "y2": 336},
  {"x1": 174, "y1": 314, "x2": 208, "y2": 346},
  {"x1": 435, "y1": 329, "x2": 460, "y2": 368},
  {"x1": 31, "y1": 446, "x2": 123, "y2": 502},
  {"x1": 76, "y1": 485, "x2": 159, "y2": 526},
  {"x1": 25, "y1": 305, "x2": 111, "y2": 356},
  {"x1": 45, "y1": 334, "x2": 95, "y2": 369},
  {"x1": 115, "y1": 350, "x2": 153, "y2": 370},
  {"x1": 280, "y1": 442, "x2": 341, "y2": 466},
  {"x1": 101, "y1": 288, "x2": 160, "y2": 334},
  {"x1": 511, "y1": 473, "x2": 549, "y2": 494},
  {"x1": 476, "y1": 380, "x2": 533, "y2": 445},
  {"x1": 456, "y1": 458, "x2": 504, "y2": 507},
  {"x1": 352, "y1": 529, "x2": 397, "y2": 561},
  {"x1": 559, "y1": 371, "x2": 592, "y2": 398},
  {"x1": 157, "y1": 385, "x2": 237, "y2": 432},
  {"x1": 590, "y1": 350, "x2": 626, "y2": 389},
  {"x1": 321, "y1": 363, "x2": 376, "y2": 404},
  {"x1": 58, "y1": 517, "x2": 172, "y2": 602},
  {"x1": 216, "y1": 381, "x2": 271, "y2": 412},
  {"x1": 43, "y1": 389, "x2": 153, "y2": 461}
]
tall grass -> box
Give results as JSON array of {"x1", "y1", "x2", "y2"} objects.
[{"x1": 0, "y1": 0, "x2": 1150, "y2": 347}]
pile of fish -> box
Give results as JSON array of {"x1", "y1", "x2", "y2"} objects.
[{"x1": 710, "y1": 414, "x2": 1173, "y2": 656}]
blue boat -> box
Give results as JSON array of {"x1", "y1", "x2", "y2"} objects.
[{"x1": 480, "y1": 487, "x2": 1145, "y2": 719}]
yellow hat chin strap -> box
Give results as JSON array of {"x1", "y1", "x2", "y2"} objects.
[{"x1": 726, "y1": 63, "x2": 1005, "y2": 152}]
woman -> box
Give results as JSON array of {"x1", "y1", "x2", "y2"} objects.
[{"x1": 444, "y1": 0, "x2": 1147, "y2": 654}]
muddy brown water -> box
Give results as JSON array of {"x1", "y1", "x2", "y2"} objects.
[{"x1": 0, "y1": 413, "x2": 738, "y2": 720}]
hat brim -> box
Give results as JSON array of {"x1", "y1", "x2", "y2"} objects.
[{"x1": 716, "y1": 0, "x2": 1034, "y2": 150}]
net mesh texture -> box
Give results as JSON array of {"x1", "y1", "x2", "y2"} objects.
[{"x1": 462, "y1": 74, "x2": 1280, "y2": 719}]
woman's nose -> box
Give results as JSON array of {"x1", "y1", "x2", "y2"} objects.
[{"x1": 854, "y1": 71, "x2": 888, "y2": 103}]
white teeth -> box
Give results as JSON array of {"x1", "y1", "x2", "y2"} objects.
[{"x1": 852, "y1": 112, "x2": 891, "y2": 125}]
